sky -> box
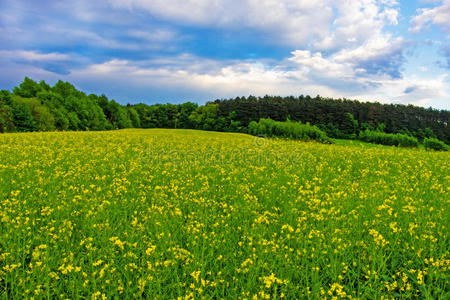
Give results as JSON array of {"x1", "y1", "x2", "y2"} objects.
[{"x1": 0, "y1": 0, "x2": 449, "y2": 109}]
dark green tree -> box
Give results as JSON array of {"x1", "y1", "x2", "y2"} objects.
[
  {"x1": 0, "y1": 105, "x2": 14, "y2": 132},
  {"x1": 23, "y1": 98, "x2": 55, "y2": 131},
  {"x1": 189, "y1": 103, "x2": 219, "y2": 130},
  {"x1": 127, "y1": 107, "x2": 141, "y2": 128},
  {"x1": 13, "y1": 77, "x2": 41, "y2": 98},
  {"x1": 12, "y1": 102, "x2": 36, "y2": 132},
  {"x1": 339, "y1": 113, "x2": 359, "y2": 138}
]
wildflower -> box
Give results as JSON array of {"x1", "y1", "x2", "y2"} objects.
[{"x1": 191, "y1": 270, "x2": 201, "y2": 283}]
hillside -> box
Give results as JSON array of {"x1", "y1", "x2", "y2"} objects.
[{"x1": 0, "y1": 129, "x2": 448, "y2": 298}]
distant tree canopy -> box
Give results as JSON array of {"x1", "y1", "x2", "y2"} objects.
[
  {"x1": 1, "y1": 77, "x2": 449, "y2": 145},
  {"x1": 248, "y1": 118, "x2": 331, "y2": 144},
  {"x1": 213, "y1": 95, "x2": 449, "y2": 144}
]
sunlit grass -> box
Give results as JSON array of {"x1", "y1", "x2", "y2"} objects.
[{"x1": 0, "y1": 129, "x2": 449, "y2": 299}]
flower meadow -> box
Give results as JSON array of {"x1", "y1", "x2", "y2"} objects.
[{"x1": 0, "y1": 129, "x2": 449, "y2": 299}]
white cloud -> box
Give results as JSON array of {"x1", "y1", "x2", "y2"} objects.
[
  {"x1": 67, "y1": 51, "x2": 448, "y2": 107},
  {"x1": 334, "y1": 36, "x2": 403, "y2": 63},
  {"x1": 289, "y1": 34, "x2": 406, "y2": 81},
  {"x1": 410, "y1": 0, "x2": 450, "y2": 35},
  {"x1": 0, "y1": 50, "x2": 70, "y2": 61},
  {"x1": 0, "y1": 0, "x2": 406, "y2": 81},
  {"x1": 2, "y1": 0, "x2": 446, "y2": 108},
  {"x1": 354, "y1": 75, "x2": 448, "y2": 105},
  {"x1": 313, "y1": 0, "x2": 400, "y2": 51},
  {"x1": 380, "y1": 7, "x2": 399, "y2": 25},
  {"x1": 288, "y1": 50, "x2": 354, "y2": 80},
  {"x1": 1, "y1": 47, "x2": 446, "y2": 108},
  {"x1": 108, "y1": 0, "x2": 399, "y2": 49}
]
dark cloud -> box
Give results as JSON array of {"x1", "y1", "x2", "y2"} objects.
[
  {"x1": 42, "y1": 63, "x2": 71, "y2": 75},
  {"x1": 404, "y1": 86, "x2": 416, "y2": 94},
  {"x1": 355, "y1": 48, "x2": 405, "y2": 79},
  {"x1": 438, "y1": 43, "x2": 450, "y2": 69}
]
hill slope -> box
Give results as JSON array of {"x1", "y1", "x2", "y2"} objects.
[{"x1": 1, "y1": 129, "x2": 448, "y2": 298}]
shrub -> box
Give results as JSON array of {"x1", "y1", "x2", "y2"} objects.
[
  {"x1": 423, "y1": 137, "x2": 448, "y2": 151},
  {"x1": 248, "y1": 118, "x2": 331, "y2": 143},
  {"x1": 359, "y1": 130, "x2": 418, "y2": 148}
]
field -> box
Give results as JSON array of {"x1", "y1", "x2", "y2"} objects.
[{"x1": 0, "y1": 129, "x2": 449, "y2": 299}]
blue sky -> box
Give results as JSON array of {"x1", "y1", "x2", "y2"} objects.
[{"x1": 0, "y1": 0, "x2": 449, "y2": 109}]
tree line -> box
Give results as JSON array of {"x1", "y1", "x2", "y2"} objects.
[
  {"x1": 213, "y1": 95, "x2": 449, "y2": 144},
  {"x1": 1, "y1": 77, "x2": 448, "y2": 144}
]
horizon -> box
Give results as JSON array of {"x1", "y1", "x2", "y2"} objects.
[{"x1": 1, "y1": 1, "x2": 449, "y2": 109}]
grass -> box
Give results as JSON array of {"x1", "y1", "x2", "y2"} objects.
[{"x1": 0, "y1": 129, "x2": 449, "y2": 299}]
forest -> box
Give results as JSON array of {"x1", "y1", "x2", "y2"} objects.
[{"x1": 1, "y1": 77, "x2": 448, "y2": 144}]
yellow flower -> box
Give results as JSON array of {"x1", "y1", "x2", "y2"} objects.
[
  {"x1": 190, "y1": 270, "x2": 201, "y2": 283},
  {"x1": 145, "y1": 245, "x2": 156, "y2": 256}
]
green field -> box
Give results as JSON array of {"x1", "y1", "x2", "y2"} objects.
[{"x1": 0, "y1": 129, "x2": 449, "y2": 299}]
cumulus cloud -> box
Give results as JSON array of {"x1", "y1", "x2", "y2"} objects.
[
  {"x1": 287, "y1": 34, "x2": 406, "y2": 85},
  {"x1": 65, "y1": 51, "x2": 447, "y2": 106},
  {"x1": 1, "y1": 0, "x2": 447, "y2": 108},
  {"x1": 410, "y1": 0, "x2": 450, "y2": 35},
  {"x1": 334, "y1": 36, "x2": 406, "y2": 78},
  {"x1": 108, "y1": 0, "x2": 333, "y2": 46},
  {"x1": 313, "y1": 0, "x2": 400, "y2": 51},
  {"x1": 1, "y1": 0, "x2": 406, "y2": 76},
  {"x1": 1, "y1": 48, "x2": 446, "y2": 107},
  {"x1": 0, "y1": 0, "x2": 181, "y2": 54},
  {"x1": 380, "y1": 75, "x2": 448, "y2": 105},
  {"x1": 104, "y1": 0, "x2": 408, "y2": 86},
  {"x1": 108, "y1": 0, "x2": 399, "y2": 49}
]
